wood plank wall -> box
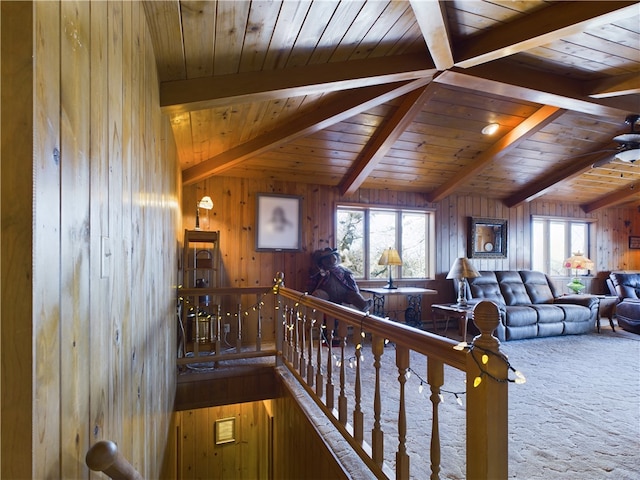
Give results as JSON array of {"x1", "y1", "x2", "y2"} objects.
[
  {"x1": 174, "y1": 395, "x2": 350, "y2": 479},
  {"x1": 1, "y1": 2, "x2": 181, "y2": 478},
  {"x1": 184, "y1": 176, "x2": 640, "y2": 319}
]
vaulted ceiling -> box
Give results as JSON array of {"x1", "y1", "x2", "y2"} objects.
[{"x1": 143, "y1": 0, "x2": 640, "y2": 211}]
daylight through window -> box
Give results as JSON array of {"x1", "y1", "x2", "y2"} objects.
[
  {"x1": 336, "y1": 205, "x2": 435, "y2": 280},
  {"x1": 531, "y1": 216, "x2": 594, "y2": 276}
]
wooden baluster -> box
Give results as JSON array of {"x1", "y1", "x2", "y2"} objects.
[
  {"x1": 214, "y1": 305, "x2": 221, "y2": 368},
  {"x1": 307, "y1": 313, "x2": 315, "y2": 387},
  {"x1": 287, "y1": 306, "x2": 295, "y2": 364},
  {"x1": 274, "y1": 274, "x2": 284, "y2": 367},
  {"x1": 299, "y1": 309, "x2": 307, "y2": 374},
  {"x1": 467, "y1": 301, "x2": 508, "y2": 480},
  {"x1": 353, "y1": 336, "x2": 364, "y2": 443},
  {"x1": 325, "y1": 319, "x2": 335, "y2": 411},
  {"x1": 371, "y1": 334, "x2": 385, "y2": 466},
  {"x1": 256, "y1": 293, "x2": 262, "y2": 351},
  {"x1": 396, "y1": 345, "x2": 410, "y2": 480},
  {"x1": 315, "y1": 316, "x2": 324, "y2": 398},
  {"x1": 282, "y1": 305, "x2": 288, "y2": 361},
  {"x1": 428, "y1": 357, "x2": 444, "y2": 480},
  {"x1": 338, "y1": 320, "x2": 348, "y2": 425},
  {"x1": 236, "y1": 303, "x2": 242, "y2": 353},
  {"x1": 293, "y1": 307, "x2": 300, "y2": 370}
]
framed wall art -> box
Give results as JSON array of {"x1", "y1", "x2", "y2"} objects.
[
  {"x1": 468, "y1": 217, "x2": 508, "y2": 258},
  {"x1": 256, "y1": 193, "x2": 302, "y2": 251},
  {"x1": 629, "y1": 236, "x2": 640, "y2": 249},
  {"x1": 215, "y1": 417, "x2": 236, "y2": 445}
]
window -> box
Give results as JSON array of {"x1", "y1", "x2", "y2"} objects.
[
  {"x1": 531, "y1": 216, "x2": 594, "y2": 276},
  {"x1": 336, "y1": 205, "x2": 435, "y2": 280}
]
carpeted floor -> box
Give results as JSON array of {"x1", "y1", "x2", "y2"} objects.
[{"x1": 340, "y1": 324, "x2": 640, "y2": 479}]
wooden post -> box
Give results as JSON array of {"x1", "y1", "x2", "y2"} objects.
[
  {"x1": 466, "y1": 301, "x2": 508, "y2": 480},
  {"x1": 428, "y1": 358, "x2": 444, "y2": 480},
  {"x1": 396, "y1": 345, "x2": 410, "y2": 479},
  {"x1": 371, "y1": 334, "x2": 385, "y2": 466}
]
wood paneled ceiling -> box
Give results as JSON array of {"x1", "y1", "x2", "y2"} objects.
[{"x1": 143, "y1": 0, "x2": 640, "y2": 211}]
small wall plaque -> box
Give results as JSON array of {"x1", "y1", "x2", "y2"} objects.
[
  {"x1": 215, "y1": 417, "x2": 236, "y2": 445},
  {"x1": 629, "y1": 236, "x2": 640, "y2": 249}
]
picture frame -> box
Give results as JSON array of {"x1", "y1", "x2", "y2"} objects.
[
  {"x1": 629, "y1": 236, "x2": 640, "y2": 249},
  {"x1": 215, "y1": 417, "x2": 236, "y2": 445},
  {"x1": 256, "y1": 193, "x2": 302, "y2": 251},
  {"x1": 468, "y1": 217, "x2": 508, "y2": 258}
]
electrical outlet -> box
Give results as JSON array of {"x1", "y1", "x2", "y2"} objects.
[{"x1": 224, "y1": 324, "x2": 230, "y2": 333}]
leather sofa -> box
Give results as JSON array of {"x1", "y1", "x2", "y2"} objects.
[
  {"x1": 465, "y1": 270, "x2": 598, "y2": 341},
  {"x1": 608, "y1": 272, "x2": 640, "y2": 334}
]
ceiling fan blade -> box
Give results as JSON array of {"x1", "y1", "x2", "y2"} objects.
[{"x1": 592, "y1": 154, "x2": 616, "y2": 168}]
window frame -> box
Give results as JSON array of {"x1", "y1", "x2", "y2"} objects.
[
  {"x1": 335, "y1": 203, "x2": 436, "y2": 281},
  {"x1": 531, "y1": 215, "x2": 596, "y2": 277}
]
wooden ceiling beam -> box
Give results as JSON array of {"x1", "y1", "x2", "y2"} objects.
[
  {"x1": 435, "y1": 66, "x2": 632, "y2": 118},
  {"x1": 503, "y1": 147, "x2": 617, "y2": 208},
  {"x1": 409, "y1": 0, "x2": 453, "y2": 71},
  {"x1": 587, "y1": 73, "x2": 640, "y2": 99},
  {"x1": 454, "y1": 1, "x2": 639, "y2": 69},
  {"x1": 160, "y1": 53, "x2": 436, "y2": 114},
  {"x1": 181, "y1": 78, "x2": 431, "y2": 185},
  {"x1": 582, "y1": 182, "x2": 640, "y2": 212},
  {"x1": 340, "y1": 83, "x2": 439, "y2": 196},
  {"x1": 426, "y1": 105, "x2": 565, "y2": 203}
]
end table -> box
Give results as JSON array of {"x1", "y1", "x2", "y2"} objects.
[
  {"x1": 595, "y1": 295, "x2": 618, "y2": 333},
  {"x1": 431, "y1": 303, "x2": 474, "y2": 339}
]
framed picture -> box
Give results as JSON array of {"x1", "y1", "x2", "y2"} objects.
[
  {"x1": 215, "y1": 417, "x2": 236, "y2": 445},
  {"x1": 468, "y1": 217, "x2": 508, "y2": 258},
  {"x1": 629, "y1": 236, "x2": 640, "y2": 249},
  {"x1": 256, "y1": 193, "x2": 302, "y2": 251}
]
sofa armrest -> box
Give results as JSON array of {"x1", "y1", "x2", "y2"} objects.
[{"x1": 554, "y1": 294, "x2": 599, "y2": 309}]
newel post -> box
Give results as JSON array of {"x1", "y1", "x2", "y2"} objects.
[{"x1": 466, "y1": 301, "x2": 508, "y2": 480}]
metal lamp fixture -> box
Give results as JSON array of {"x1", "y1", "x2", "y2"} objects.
[
  {"x1": 378, "y1": 247, "x2": 402, "y2": 289},
  {"x1": 564, "y1": 252, "x2": 594, "y2": 294},
  {"x1": 446, "y1": 257, "x2": 480, "y2": 306},
  {"x1": 195, "y1": 195, "x2": 214, "y2": 230}
]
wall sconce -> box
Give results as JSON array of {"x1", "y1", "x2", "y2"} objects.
[
  {"x1": 378, "y1": 247, "x2": 402, "y2": 289},
  {"x1": 446, "y1": 257, "x2": 480, "y2": 306},
  {"x1": 195, "y1": 195, "x2": 213, "y2": 230}
]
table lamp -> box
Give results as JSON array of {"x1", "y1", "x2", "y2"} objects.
[
  {"x1": 195, "y1": 195, "x2": 214, "y2": 230},
  {"x1": 378, "y1": 247, "x2": 402, "y2": 289},
  {"x1": 446, "y1": 257, "x2": 480, "y2": 306},
  {"x1": 564, "y1": 252, "x2": 594, "y2": 294}
]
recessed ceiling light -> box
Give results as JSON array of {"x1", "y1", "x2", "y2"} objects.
[{"x1": 482, "y1": 123, "x2": 500, "y2": 135}]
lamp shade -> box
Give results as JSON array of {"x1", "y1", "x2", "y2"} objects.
[
  {"x1": 446, "y1": 257, "x2": 480, "y2": 280},
  {"x1": 564, "y1": 252, "x2": 594, "y2": 270},
  {"x1": 198, "y1": 196, "x2": 214, "y2": 210},
  {"x1": 378, "y1": 247, "x2": 402, "y2": 266}
]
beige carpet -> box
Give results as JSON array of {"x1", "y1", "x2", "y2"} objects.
[{"x1": 337, "y1": 324, "x2": 640, "y2": 479}]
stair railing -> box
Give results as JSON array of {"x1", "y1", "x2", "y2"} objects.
[{"x1": 85, "y1": 440, "x2": 143, "y2": 480}]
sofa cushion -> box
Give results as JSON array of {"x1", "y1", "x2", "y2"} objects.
[
  {"x1": 530, "y1": 304, "x2": 565, "y2": 323},
  {"x1": 520, "y1": 270, "x2": 555, "y2": 304},
  {"x1": 503, "y1": 306, "x2": 537, "y2": 327},
  {"x1": 468, "y1": 272, "x2": 506, "y2": 305},
  {"x1": 555, "y1": 304, "x2": 592, "y2": 323},
  {"x1": 496, "y1": 271, "x2": 531, "y2": 306}
]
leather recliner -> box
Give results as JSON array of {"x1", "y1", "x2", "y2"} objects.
[{"x1": 608, "y1": 272, "x2": 640, "y2": 334}]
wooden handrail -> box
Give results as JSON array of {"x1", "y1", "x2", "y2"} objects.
[
  {"x1": 274, "y1": 272, "x2": 508, "y2": 480},
  {"x1": 86, "y1": 440, "x2": 143, "y2": 480}
]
